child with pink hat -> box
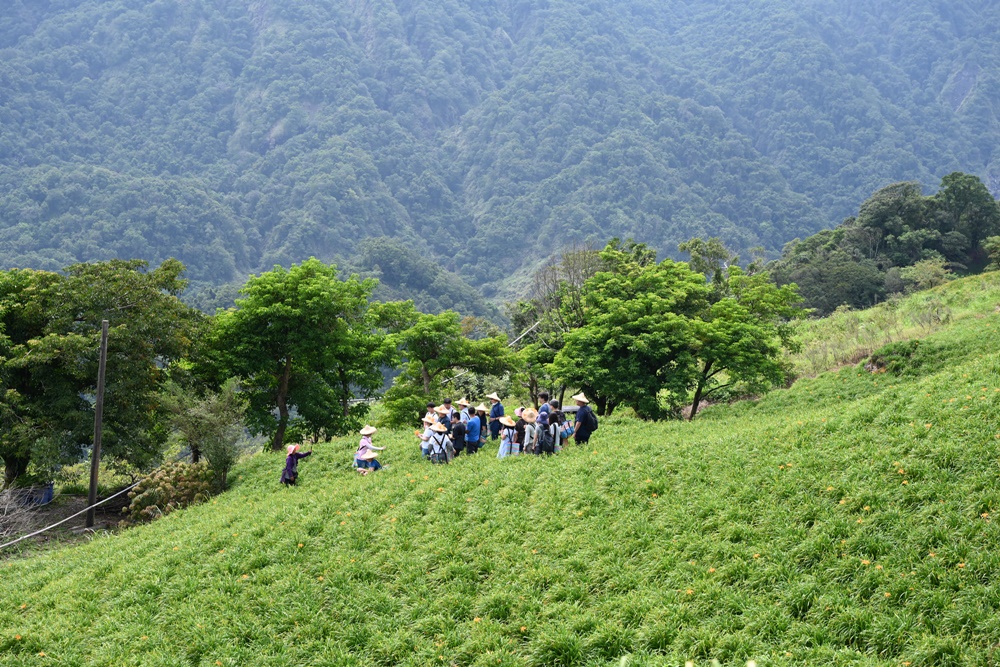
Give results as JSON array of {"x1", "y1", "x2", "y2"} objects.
[{"x1": 280, "y1": 443, "x2": 312, "y2": 486}]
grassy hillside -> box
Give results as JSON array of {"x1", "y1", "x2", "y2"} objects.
[{"x1": 3, "y1": 278, "x2": 1000, "y2": 665}]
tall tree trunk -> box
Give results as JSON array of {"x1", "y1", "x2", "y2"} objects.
[
  {"x1": 3, "y1": 453, "x2": 30, "y2": 489},
  {"x1": 270, "y1": 356, "x2": 293, "y2": 451},
  {"x1": 689, "y1": 360, "x2": 713, "y2": 421},
  {"x1": 421, "y1": 364, "x2": 432, "y2": 395}
]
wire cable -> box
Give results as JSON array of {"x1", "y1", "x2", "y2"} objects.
[{"x1": 0, "y1": 481, "x2": 141, "y2": 551}]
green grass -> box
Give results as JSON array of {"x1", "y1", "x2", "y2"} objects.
[{"x1": 3, "y1": 277, "x2": 1000, "y2": 666}]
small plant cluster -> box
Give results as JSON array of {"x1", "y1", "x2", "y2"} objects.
[{"x1": 124, "y1": 461, "x2": 213, "y2": 523}]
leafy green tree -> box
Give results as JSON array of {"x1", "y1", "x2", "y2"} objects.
[
  {"x1": 205, "y1": 259, "x2": 389, "y2": 451},
  {"x1": 382, "y1": 308, "x2": 515, "y2": 426},
  {"x1": 163, "y1": 379, "x2": 246, "y2": 489},
  {"x1": 933, "y1": 172, "x2": 1000, "y2": 262},
  {"x1": 553, "y1": 245, "x2": 708, "y2": 420},
  {"x1": 687, "y1": 267, "x2": 803, "y2": 419},
  {"x1": 0, "y1": 260, "x2": 201, "y2": 487}
]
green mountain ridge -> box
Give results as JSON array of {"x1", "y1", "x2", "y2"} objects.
[{"x1": 1, "y1": 0, "x2": 998, "y2": 300}]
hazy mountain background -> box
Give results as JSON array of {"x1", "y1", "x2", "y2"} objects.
[{"x1": 1, "y1": 0, "x2": 998, "y2": 309}]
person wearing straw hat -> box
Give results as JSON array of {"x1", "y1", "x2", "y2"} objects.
[
  {"x1": 465, "y1": 405, "x2": 483, "y2": 454},
  {"x1": 416, "y1": 415, "x2": 436, "y2": 459},
  {"x1": 497, "y1": 415, "x2": 518, "y2": 458},
  {"x1": 280, "y1": 443, "x2": 312, "y2": 486},
  {"x1": 571, "y1": 393, "x2": 597, "y2": 445},
  {"x1": 521, "y1": 408, "x2": 539, "y2": 455},
  {"x1": 355, "y1": 425, "x2": 385, "y2": 473},
  {"x1": 487, "y1": 392, "x2": 505, "y2": 441},
  {"x1": 435, "y1": 404, "x2": 452, "y2": 435},
  {"x1": 457, "y1": 398, "x2": 471, "y2": 424},
  {"x1": 427, "y1": 422, "x2": 453, "y2": 464}
]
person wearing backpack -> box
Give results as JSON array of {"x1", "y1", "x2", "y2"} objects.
[
  {"x1": 427, "y1": 422, "x2": 452, "y2": 464},
  {"x1": 497, "y1": 415, "x2": 518, "y2": 458},
  {"x1": 521, "y1": 408, "x2": 539, "y2": 455},
  {"x1": 571, "y1": 393, "x2": 598, "y2": 445}
]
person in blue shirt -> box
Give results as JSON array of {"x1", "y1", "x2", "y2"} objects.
[
  {"x1": 487, "y1": 392, "x2": 504, "y2": 440},
  {"x1": 465, "y1": 408, "x2": 482, "y2": 454},
  {"x1": 536, "y1": 391, "x2": 551, "y2": 428}
]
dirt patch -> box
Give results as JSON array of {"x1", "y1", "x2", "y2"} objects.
[{"x1": 2, "y1": 491, "x2": 130, "y2": 555}]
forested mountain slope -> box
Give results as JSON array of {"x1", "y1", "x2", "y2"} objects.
[{"x1": 1, "y1": 0, "x2": 997, "y2": 298}]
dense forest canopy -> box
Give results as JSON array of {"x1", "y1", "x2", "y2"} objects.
[{"x1": 1, "y1": 0, "x2": 998, "y2": 302}]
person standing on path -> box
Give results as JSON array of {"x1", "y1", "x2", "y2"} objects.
[
  {"x1": 487, "y1": 392, "x2": 505, "y2": 441},
  {"x1": 571, "y1": 393, "x2": 597, "y2": 445},
  {"x1": 354, "y1": 425, "x2": 385, "y2": 473},
  {"x1": 280, "y1": 444, "x2": 312, "y2": 486}
]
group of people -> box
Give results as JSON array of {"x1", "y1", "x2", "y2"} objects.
[
  {"x1": 414, "y1": 391, "x2": 598, "y2": 464},
  {"x1": 280, "y1": 391, "x2": 599, "y2": 484}
]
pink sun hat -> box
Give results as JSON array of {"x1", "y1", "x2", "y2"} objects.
[{"x1": 287, "y1": 444, "x2": 300, "y2": 455}]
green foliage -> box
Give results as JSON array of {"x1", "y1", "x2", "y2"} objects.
[
  {"x1": 162, "y1": 380, "x2": 246, "y2": 490},
  {"x1": 204, "y1": 259, "x2": 393, "y2": 450},
  {"x1": 554, "y1": 244, "x2": 709, "y2": 419},
  {"x1": 0, "y1": 259, "x2": 202, "y2": 487},
  {"x1": 4, "y1": 274, "x2": 1000, "y2": 664},
  {"x1": 3, "y1": 1, "x2": 999, "y2": 299},
  {"x1": 772, "y1": 174, "x2": 1000, "y2": 314},
  {"x1": 124, "y1": 460, "x2": 213, "y2": 523},
  {"x1": 382, "y1": 308, "x2": 516, "y2": 427}
]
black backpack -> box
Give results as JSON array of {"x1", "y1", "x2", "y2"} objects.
[
  {"x1": 586, "y1": 407, "x2": 599, "y2": 432},
  {"x1": 538, "y1": 424, "x2": 555, "y2": 454}
]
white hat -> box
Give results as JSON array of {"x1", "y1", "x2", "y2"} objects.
[
  {"x1": 457, "y1": 398, "x2": 471, "y2": 407},
  {"x1": 572, "y1": 393, "x2": 590, "y2": 404},
  {"x1": 486, "y1": 392, "x2": 501, "y2": 402},
  {"x1": 421, "y1": 415, "x2": 435, "y2": 424},
  {"x1": 475, "y1": 403, "x2": 488, "y2": 412},
  {"x1": 359, "y1": 449, "x2": 380, "y2": 461},
  {"x1": 359, "y1": 425, "x2": 377, "y2": 436},
  {"x1": 430, "y1": 422, "x2": 448, "y2": 433}
]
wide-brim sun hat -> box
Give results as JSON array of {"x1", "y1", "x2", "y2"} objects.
[
  {"x1": 359, "y1": 425, "x2": 377, "y2": 436},
  {"x1": 430, "y1": 422, "x2": 448, "y2": 433},
  {"x1": 359, "y1": 449, "x2": 380, "y2": 461},
  {"x1": 499, "y1": 415, "x2": 516, "y2": 427},
  {"x1": 287, "y1": 444, "x2": 300, "y2": 455},
  {"x1": 422, "y1": 416, "x2": 435, "y2": 424},
  {"x1": 475, "y1": 403, "x2": 488, "y2": 412},
  {"x1": 434, "y1": 405, "x2": 450, "y2": 415},
  {"x1": 572, "y1": 393, "x2": 590, "y2": 404},
  {"x1": 457, "y1": 398, "x2": 470, "y2": 407},
  {"x1": 514, "y1": 407, "x2": 524, "y2": 417},
  {"x1": 486, "y1": 392, "x2": 501, "y2": 401},
  {"x1": 522, "y1": 408, "x2": 538, "y2": 424}
]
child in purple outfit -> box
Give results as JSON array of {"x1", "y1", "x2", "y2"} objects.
[{"x1": 280, "y1": 444, "x2": 312, "y2": 485}]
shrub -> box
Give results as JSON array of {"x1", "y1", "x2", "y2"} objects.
[{"x1": 124, "y1": 461, "x2": 212, "y2": 522}]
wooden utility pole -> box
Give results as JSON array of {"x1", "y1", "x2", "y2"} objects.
[{"x1": 86, "y1": 320, "x2": 109, "y2": 529}]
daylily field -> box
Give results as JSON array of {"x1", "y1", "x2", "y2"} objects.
[{"x1": 2, "y1": 275, "x2": 1000, "y2": 666}]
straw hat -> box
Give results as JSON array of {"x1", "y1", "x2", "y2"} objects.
[
  {"x1": 522, "y1": 408, "x2": 538, "y2": 424},
  {"x1": 572, "y1": 393, "x2": 590, "y2": 404},
  {"x1": 286, "y1": 444, "x2": 300, "y2": 455},
  {"x1": 430, "y1": 422, "x2": 448, "y2": 433},
  {"x1": 359, "y1": 449, "x2": 380, "y2": 461},
  {"x1": 457, "y1": 398, "x2": 470, "y2": 407},
  {"x1": 434, "y1": 405, "x2": 450, "y2": 415},
  {"x1": 421, "y1": 415, "x2": 435, "y2": 424},
  {"x1": 499, "y1": 415, "x2": 516, "y2": 427},
  {"x1": 486, "y1": 392, "x2": 501, "y2": 402},
  {"x1": 359, "y1": 425, "x2": 377, "y2": 436},
  {"x1": 475, "y1": 403, "x2": 488, "y2": 412}
]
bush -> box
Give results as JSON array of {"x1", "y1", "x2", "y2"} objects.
[{"x1": 124, "y1": 461, "x2": 212, "y2": 522}]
